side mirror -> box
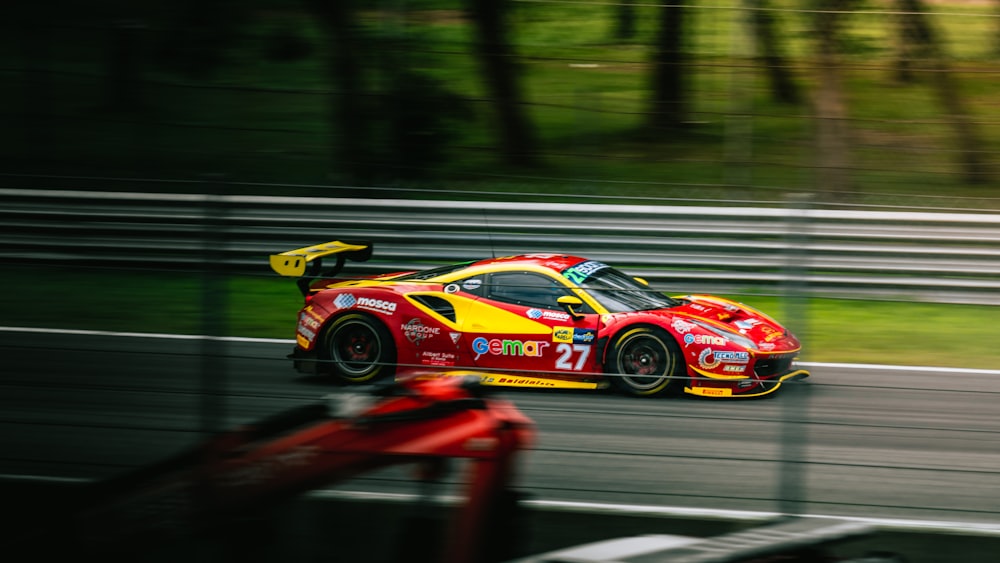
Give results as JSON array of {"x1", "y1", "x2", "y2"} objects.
[
  {"x1": 633, "y1": 276, "x2": 649, "y2": 287},
  {"x1": 557, "y1": 295, "x2": 586, "y2": 320}
]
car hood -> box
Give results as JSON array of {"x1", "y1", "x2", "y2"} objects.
[{"x1": 666, "y1": 294, "x2": 800, "y2": 352}]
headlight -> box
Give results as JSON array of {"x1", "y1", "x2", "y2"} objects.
[{"x1": 688, "y1": 319, "x2": 757, "y2": 350}]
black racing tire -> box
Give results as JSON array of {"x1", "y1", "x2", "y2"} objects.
[
  {"x1": 605, "y1": 326, "x2": 682, "y2": 397},
  {"x1": 322, "y1": 313, "x2": 396, "y2": 384}
]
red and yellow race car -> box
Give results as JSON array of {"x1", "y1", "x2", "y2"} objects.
[{"x1": 269, "y1": 241, "x2": 809, "y2": 397}]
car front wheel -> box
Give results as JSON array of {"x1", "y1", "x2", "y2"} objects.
[
  {"x1": 323, "y1": 313, "x2": 396, "y2": 384},
  {"x1": 606, "y1": 326, "x2": 681, "y2": 397}
]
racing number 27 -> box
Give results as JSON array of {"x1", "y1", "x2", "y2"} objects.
[{"x1": 555, "y1": 343, "x2": 590, "y2": 370}]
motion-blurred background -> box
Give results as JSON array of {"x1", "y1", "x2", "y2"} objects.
[
  {"x1": 6, "y1": 0, "x2": 1000, "y2": 206},
  {"x1": 4, "y1": 2, "x2": 1000, "y2": 562}
]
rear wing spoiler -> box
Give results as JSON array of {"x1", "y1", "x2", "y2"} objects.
[{"x1": 269, "y1": 240, "x2": 372, "y2": 280}]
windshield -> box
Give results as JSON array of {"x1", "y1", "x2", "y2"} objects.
[{"x1": 563, "y1": 261, "x2": 679, "y2": 312}]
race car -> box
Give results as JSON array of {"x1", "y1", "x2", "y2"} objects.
[{"x1": 269, "y1": 240, "x2": 809, "y2": 397}]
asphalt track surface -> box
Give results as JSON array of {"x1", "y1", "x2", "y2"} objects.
[{"x1": 2, "y1": 327, "x2": 1000, "y2": 534}]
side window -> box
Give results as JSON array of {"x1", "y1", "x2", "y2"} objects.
[
  {"x1": 447, "y1": 276, "x2": 487, "y2": 297},
  {"x1": 487, "y1": 271, "x2": 586, "y2": 311}
]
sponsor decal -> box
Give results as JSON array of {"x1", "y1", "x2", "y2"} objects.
[
  {"x1": 472, "y1": 337, "x2": 549, "y2": 360},
  {"x1": 562, "y1": 260, "x2": 609, "y2": 284},
  {"x1": 552, "y1": 327, "x2": 596, "y2": 344},
  {"x1": 490, "y1": 376, "x2": 556, "y2": 387},
  {"x1": 724, "y1": 364, "x2": 747, "y2": 374},
  {"x1": 462, "y1": 279, "x2": 482, "y2": 291},
  {"x1": 698, "y1": 348, "x2": 750, "y2": 369},
  {"x1": 760, "y1": 326, "x2": 783, "y2": 342},
  {"x1": 299, "y1": 312, "x2": 321, "y2": 330},
  {"x1": 758, "y1": 342, "x2": 776, "y2": 351},
  {"x1": 402, "y1": 318, "x2": 440, "y2": 345},
  {"x1": 471, "y1": 372, "x2": 599, "y2": 390},
  {"x1": 332, "y1": 293, "x2": 397, "y2": 315},
  {"x1": 684, "y1": 333, "x2": 727, "y2": 346},
  {"x1": 450, "y1": 332, "x2": 462, "y2": 344},
  {"x1": 672, "y1": 319, "x2": 696, "y2": 334},
  {"x1": 527, "y1": 308, "x2": 571, "y2": 322},
  {"x1": 297, "y1": 326, "x2": 317, "y2": 344},
  {"x1": 297, "y1": 312, "x2": 321, "y2": 344},
  {"x1": 358, "y1": 297, "x2": 397, "y2": 314},
  {"x1": 688, "y1": 303, "x2": 709, "y2": 312},
  {"x1": 420, "y1": 351, "x2": 456, "y2": 367},
  {"x1": 698, "y1": 348, "x2": 721, "y2": 369},
  {"x1": 296, "y1": 311, "x2": 321, "y2": 347},
  {"x1": 553, "y1": 327, "x2": 572, "y2": 343},
  {"x1": 735, "y1": 319, "x2": 762, "y2": 334},
  {"x1": 737, "y1": 378, "x2": 755, "y2": 387},
  {"x1": 333, "y1": 293, "x2": 357, "y2": 310},
  {"x1": 699, "y1": 388, "x2": 731, "y2": 397},
  {"x1": 715, "y1": 350, "x2": 750, "y2": 362},
  {"x1": 303, "y1": 306, "x2": 324, "y2": 321}
]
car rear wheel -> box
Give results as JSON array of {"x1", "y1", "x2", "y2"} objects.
[
  {"x1": 323, "y1": 313, "x2": 396, "y2": 384},
  {"x1": 606, "y1": 326, "x2": 681, "y2": 397}
]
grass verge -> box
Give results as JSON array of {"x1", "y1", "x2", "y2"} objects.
[{"x1": 1, "y1": 266, "x2": 995, "y2": 371}]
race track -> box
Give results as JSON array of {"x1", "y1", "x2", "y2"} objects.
[{"x1": 2, "y1": 328, "x2": 998, "y2": 529}]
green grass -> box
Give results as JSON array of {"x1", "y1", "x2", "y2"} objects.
[
  {"x1": 738, "y1": 295, "x2": 996, "y2": 369},
  {"x1": 1, "y1": 266, "x2": 996, "y2": 370},
  {"x1": 0, "y1": 268, "x2": 301, "y2": 338}
]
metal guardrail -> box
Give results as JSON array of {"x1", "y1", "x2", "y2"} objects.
[{"x1": 3, "y1": 188, "x2": 1000, "y2": 305}]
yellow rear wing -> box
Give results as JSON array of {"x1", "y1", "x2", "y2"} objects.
[{"x1": 269, "y1": 240, "x2": 372, "y2": 278}]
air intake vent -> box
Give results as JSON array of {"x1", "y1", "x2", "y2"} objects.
[{"x1": 410, "y1": 295, "x2": 456, "y2": 322}]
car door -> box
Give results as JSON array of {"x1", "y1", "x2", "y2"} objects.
[{"x1": 457, "y1": 271, "x2": 601, "y2": 375}]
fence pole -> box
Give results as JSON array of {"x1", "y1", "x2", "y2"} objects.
[
  {"x1": 778, "y1": 192, "x2": 811, "y2": 516},
  {"x1": 199, "y1": 179, "x2": 229, "y2": 435}
]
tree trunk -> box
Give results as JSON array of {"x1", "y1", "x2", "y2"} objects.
[
  {"x1": 813, "y1": 1, "x2": 852, "y2": 200},
  {"x1": 994, "y1": 0, "x2": 1000, "y2": 57},
  {"x1": 747, "y1": 0, "x2": 800, "y2": 104},
  {"x1": 892, "y1": 5, "x2": 918, "y2": 83},
  {"x1": 614, "y1": 1, "x2": 636, "y2": 42},
  {"x1": 648, "y1": 2, "x2": 687, "y2": 131},
  {"x1": 897, "y1": 0, "x2": 988, "y2": 184},
  {"x1": 105, "y1": 20, "x2": 144, "y2": 111},
  {"x1": 465, "y1": 0, "x2": 538, "y2": 168},
  {"x1": 306, "y1": 0, "x2": 373, "y2": 184}
]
